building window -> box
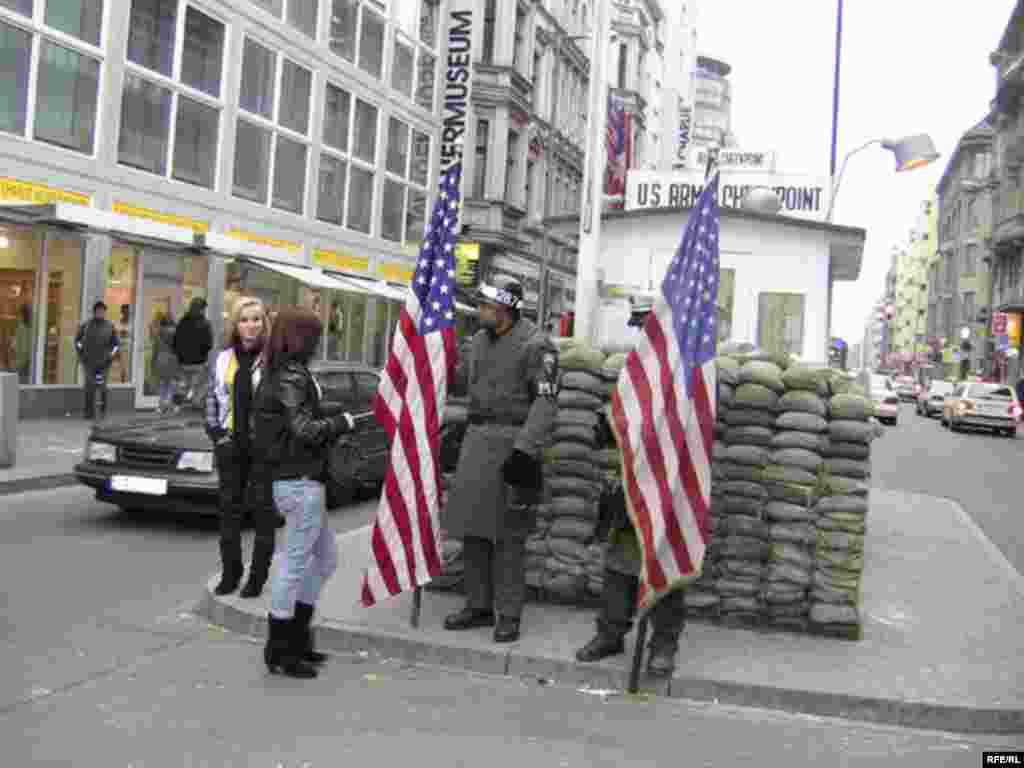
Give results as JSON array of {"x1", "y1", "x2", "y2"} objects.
[
  {"x1": 358, "y1": 6, "x2": 384, "y2": 78},
  {"x1": 718, "y1": 268, "x2": 736, "y2": 342},
  {"x1": 347, "y1": 165, "x2": 374, "y2": 233},
  {"x1": 473, "y1": 119, "x2": 489, "y2": 197},
  {"x1": 233, "y1": 37, "x2": 312, "y2": 213},
  {"x1": 317, "y1": 85, "x2": 379, "y2": 233},
  {"x1": 962, "y1": 292, "x2": 976, "y2": 326},
  {"x1": 329, "y1": 0, "x2": 358, "y2": 62},
  {"x1": 352, "y1": 97, "x2": 377, "y2": 162},
  {"x1": 120, "y1": 1, "x2": 224, "y2": 188},
  {"x1": 0, "y1": 21, "x2": 32, "y2": 137},
  {"x1": 532, "y1": 46, "x2": 543, "y2": 110},
  {"x1": 617, "y1": 43, "x2": 628, "y2": 89},
  {"x1": 482, "y1": 0, "x2": 496, "y2": 63},
  {"x1": 416, "y1": 50, "x2": 436, "y2": 111},
  {"x1": 249, "y1": 0, "x2": 318, "y2": 38},
  {"x1": 506, "y1": 129, "x2": 520, "y2": 203},
  {"x1": 323, "y1": 83, "x2": 351, "y2": 152},
  {"x1": 419, "y1": 0, "x2": 439, "y2": 47},
  {"x1": 380, "y1": 117, "x2": 431, "y2": 244},
  {"x1": 35, "y1": 40, "x2": 100, "y2": 154},
  {"x1": 512, "y1": 5, "x2": 525, "y2": 73},
  {"x1": 317, "y1": 153, "x2": 347, "y2": 225},
  {"x1": 46, "y1": 0, "x2": 103, "y2": 46},
  {"x1": 392, "y1": 35, "x2": 414, "y2": 97},
  {"x1": 757, "y1": 292, "x2": 805, "y2": 357}
]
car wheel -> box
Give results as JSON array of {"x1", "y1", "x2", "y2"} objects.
[{"x1": 950, "y1": 419, "x2": 960, "y2": 432}]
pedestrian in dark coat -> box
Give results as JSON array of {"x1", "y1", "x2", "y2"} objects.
[
  {"x1": 174, "y1": 297, "x2": 213, "y2": 405},
  {"x1": 75, "y1": 301, "x2": 119, "y2": 419},
  {"x1": 442, "y1": 276, "x2": 559, "y2": 643},
  {"x1": 153, "y1": 315, "x2": 181, "y2": 413}
]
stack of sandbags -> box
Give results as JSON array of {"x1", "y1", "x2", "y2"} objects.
[{"x1": 810, "y1": 392, "x2": 876, "y2": 639}]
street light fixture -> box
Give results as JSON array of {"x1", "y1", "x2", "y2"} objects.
[{"x1": 825, "y1": 134, "x2": 941, "y2": 222}]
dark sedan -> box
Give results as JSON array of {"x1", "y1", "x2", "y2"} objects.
[{"x1": 74, "y1": 362, "x2": 391, "y2": 516}]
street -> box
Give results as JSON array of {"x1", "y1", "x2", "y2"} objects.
[{"x1": 2, "y1": 418, "x2": 1023, "y2": 765}]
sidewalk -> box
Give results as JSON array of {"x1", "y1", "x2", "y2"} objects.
[
  {"x1": 0, "y1": 418, "x2": 92, "y2": 495},
  {"x1": 197, "y1": 487, "x2": 1024, "y2": 735}
]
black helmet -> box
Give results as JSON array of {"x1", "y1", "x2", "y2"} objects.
[{"x1": 476, "y1": 274, "x2": 524, "y2": 311}]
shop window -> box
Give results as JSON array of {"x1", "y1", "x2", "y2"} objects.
[
  {"x1": 347, "y1": 292, "x2": 367, "y2": 362},
  {"x1": 181, "y1": 7, "x2": 224, "y2": 98},
  {"x1": 325, "y1": 292, "x2": 348, "y2": 360},
  {"x1": 45, "y1": 0, "x2": 102, "y2": 47},
  {"x1": 358, "y1": 7, "x2": 384, "y2": 78},
  {"x1": 0, "y1": 228, "x2": 41, "y2": 384},
  {"x1": 0, "y1": 21, "x2": 31, "y2": 137},
  {"x1": 43, "y1": 236, "x2": 84, "y2": 386},
  {"x1": 352, "y1": 98, "x2": 377, "y2": 163},
  {"x1": 279, "y1": 59, "x2": 311, "y2": 135},
  {"x1": 392, "y1": 37, "x2": 415, "y2": 98},
  {"x1": 0, "y1": 0, "x2": 32, "y2": 17},
  {"x1": 106, "y1": 246, "x2": 138, "y2": 385},
  {"x1": 172, "y1": 96, "x2": 218, "y2": 189},
  {"x1": 347, "y1": 166, "x2": 374, "y2": 234},
  {"x1": 232, "y1": 119, "x2": 271, "y2": 202},
  {"x1": 239, "y1": 39, "x2": 276, "y2": 119},
  {"x1": 119, "y1": 73, "x2": 173, "y2": 175},
  {"x1": 34, "y1": 40, "x2": 99, "y2": 154},
  {"x1": 757, "y1": 292, "x2": 804, "y2": 358},
  {"x1": 271, "y1": 135, "x2": 307, "y2": 214},
  {"x1": 317, "y1": 154, "x2": 347, "y2": 225},
  {"x1": 323, "y1": 83, "x2": 351, "y2": 152},
  {"x1": 127, "y1": 0, "x2": 177, "y2": 77},
  {"x1": 370, "y1": 299, "x2": 388, "y2": 368}
]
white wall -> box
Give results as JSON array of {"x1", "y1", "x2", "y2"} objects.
[{"x1": 596, "y1": 212, "x2": 832, "y2": 361}]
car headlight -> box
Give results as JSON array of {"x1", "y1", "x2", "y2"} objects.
[
  {"x1": 177, "y1": 451, "x2": 214, "y2": 473},
  {"x1": 86, "y1": 441, "x2": 117, "y2": 463}
]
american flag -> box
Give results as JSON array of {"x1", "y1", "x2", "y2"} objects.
[
  {"x1": 609, "y1": 171, "x2": 721, "y2": 615},
  {"x1": 360, "y1": 164, "x2": 462, "y2": 607}
]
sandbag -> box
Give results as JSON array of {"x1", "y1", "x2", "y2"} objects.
[
  {"x1": 732, "y1": 383, "x2": 780, "y2": 411},
  {"x1": 815, "y1": 495, "x2": 869, "y2": 516},
  {"x1": 777, "y1": 390, "x2": 828, "y2": 417},
  {"x1": 824, "y1": 458, "x2": 871, "y2": 479},
  {"x1": 559, "y1": 370, "x2": 608, "y2": 399},
  {"x1": 769, "y1": 542, "x2": 814, "y2": 569},
  {"x1": 815, "y1": 547, "x2": 864, "y2": 571},
  {"x1": 526, "y1": 569, "x2": 545, "y2": 588},
  {"x1": 525, "y1": 536, "x2": 549, "y2": 556},
  {"x1": 818, "y1": 513, "x2": 867, "y2": 534},
  {"x1": 685, "y1": 590, "x2": 721, "y2": 608},
  {"x1": 601, "y1": 352, "x2": 628, "y2": 381},
  {"x1": 717, "y1": 559, "x2": 764, "y2": 579},
  {"x1": 715, "y1": 356, "x2": 740, "y2": 386},
  {"x1": 762, "y1": 585, "x2": 807, "y2": 605},
  {"x1": 524, "y1": 554, "x2": 546, "y2": 572},
  {"x1": 592, "y1": 449, "x2": 621, "y2": 470},
  {"x1": 547, "y1": 537, "x2": 588, "y2": 562},
  {"x1": 816, "y1": 529, "x2": 865, "y2": 553},
  {"x1": 829, "y1": 394, "x2": 873, "y2": 422},
  {"x1": 723, "y1": 515, "x2": 769, "y2": 539},
  {"x1": 771, "y1": 448, "x2": 824, "y2": 472},
  {"x1": 764, "y1": 561, "x2": 812, "y2": 586},
  {"x1": 765, "y1": 482, "x2": 816, "y2": 506},
  {"x1": 546, "y1": 460, "x2": 603, "y2": 483},
  {"x1": 549, "y1": 516, "x2": 597, "y2": 541},
  {"x1": 551, "y1": 426, "x2": 598, "y2": 447},
  {"x1": 547, "y1": 476, "x2": 601, "y2": 501},
  {"x1": 725, "y1": 408, "x2": 780, "y2": 429},
  {"x1": 716, "y1": 495, "x2": 765, "y2": 518},
  {"x1": 737, "y1": 360, "x2": 785, "y2": 393},
  {"x1": 764, "y1": 604, "x2": 808, "y2": 618},
  {"x1": 762, "y1": 465, "x2": 818, "y2": 486},
  {"x1": 718, "y1": 535, "x2": 770, "y2": 560},
  {"x1": 781, "y1": 364, "x2": 830, "y2": 395},
  {"x1": 767, "y1": 522, "x2": 817, "y2": 545},
  {"x1": 543, "y1": 570, "x2": 587, "y2": 600},
  {"x1": 817, "y1": 476, "x2": 870, "y2": 498},
  {"x1": 720, "y1": 463, "x2": 765, "y2": 483},
  {"x1": 813, "y1": 566, "x2": 861, "y2": 591},
  {"x1": 724, "y1": 425, "x2": 775, "y2": 447},
  {"x1": 810, "y1": 584, "x2": 858, "y2": 605},
  {"x1": 544, "y1": 441, "x2": 594, "y2": 463},
  {"x1": 534, "y1": 502, "x2": 556, "y2": 520},
  {"x1": 716, "y1": 577, "x2": 761, "y2": 596},
  {"x1": 775, "y1": 411, "x2": 828, "y2": 433},
  {"x1": 713, "y1": 440, "x2": 730, "y2": 462},
  {"x1": 828, "y1": 420, "x2": 877, "y2": 445},
  {"x1": 557, "y1": 388, "x2": 605, "y2": 412},
  {"x1": 820, "y1": 440, "x2": 871, "y2": 460},
  {"x1": 765, "y1": 500, "x2": 819, "y2": 523},
  {"x1": 718, "y1": 382, "x2": 735, "y2": 407},
  {"x1": 771, "y1": 430, "x2": 825, "y2": 452},
  {"x1": 719, "y1": 596, "x2": 761, "y2": 613},
  {"x1": 720, "y1": 481, "x2": 768, "y2": 500},
  {"x1": 555, "y1": 408, "x2": 600, "y2": 431},
  {"x1": 724, "y1": 444, "x2": 770, "y2": 467},
  {"x1": 560, "y1": 344, "x2": 606, "y2": 374},
  {"x1": 809, "y1": 603, "x2": 859, "y2": 625}
]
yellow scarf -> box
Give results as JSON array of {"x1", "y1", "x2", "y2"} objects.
[{"x1": 224, "y1": 352, "x2": 240, "y2": 432}]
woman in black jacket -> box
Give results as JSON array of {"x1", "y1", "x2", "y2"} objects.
[{"x1": 256, "y1": 307, "x2": 355, "y2": 678}]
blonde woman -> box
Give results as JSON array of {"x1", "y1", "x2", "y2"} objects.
[{"x1": 206, "y1": 297, "x2": 276, "y2": 597}]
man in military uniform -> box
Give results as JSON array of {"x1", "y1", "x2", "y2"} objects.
[
  {"x1": 575, "y1": 303, "x2": 686, "y2": 677},
  {"x1": 443, "y1": 275, "x2": 559, "y2": 643}
]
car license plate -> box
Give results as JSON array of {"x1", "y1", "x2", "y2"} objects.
[{"x1": 111, "y1": 476, "x2": 168, "y2": 496}]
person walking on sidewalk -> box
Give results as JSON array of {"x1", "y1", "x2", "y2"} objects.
[
  {"x1": 206, "y1": 297, "x2": 277, "y2": 598},
  {"x1": 153, "y1": 315, "x2": 181, "y2": 414},
  {"x1": 15, "y1": 304, "x2": 32, "y2": 384},
  {"x1": 255, "y1": 307, "x2": 356, "y2": 679},
  {"x1": 442, "y1": 276, "x2": 559, "y2": 644},
  {"x1": 75, "y1": 301, "x2": 119, "y2": 419},
  {"x1": 174, "y1": 297, "x2": 213, "y2": 406}
]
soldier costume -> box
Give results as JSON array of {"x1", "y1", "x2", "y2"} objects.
[{"x1": 443, "y1": 276, "x2": 559, "y2": 643}]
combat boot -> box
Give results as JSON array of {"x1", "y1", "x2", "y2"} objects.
[
  {"x1": 443, "y1": 606, "x2": 495, "y2": 630},
  {"x1": 575, "y1": 632, "x2": 626, "y2": 663},
  {"x1": 645, "y1": 640, "x2": 678, "y2": 678}
]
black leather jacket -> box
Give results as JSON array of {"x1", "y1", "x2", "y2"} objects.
[{"x1": 253, "y1": 361, "x2": 353, "y2": 481}]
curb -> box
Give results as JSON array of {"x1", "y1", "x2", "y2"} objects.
[
  {"x1": 194, "y1": 588, "x2": 1024, "y2": 735},
  {"x1": 0, "y1": 474, "x2": 77, "y2": 496}
]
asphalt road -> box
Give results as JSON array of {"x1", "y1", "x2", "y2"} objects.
[
  {"x1": 2, "y1": 483, "x2": 1022, "y2": 763},
  {"x1": 871, "y1": 400, "x2": 1024, "y2": 575}
]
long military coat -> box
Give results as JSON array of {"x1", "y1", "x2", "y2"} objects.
[{"x1": 443, "y1": 318, "x2": 558, "y2": 542}]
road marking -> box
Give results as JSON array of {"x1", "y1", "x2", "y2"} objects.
[{"x1": 938, "y1": 494, "x2": 1024, "y2": 597}]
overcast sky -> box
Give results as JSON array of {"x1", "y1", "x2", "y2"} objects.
[{"x1": 696, "y1": 0, "x2": 1012, "y2": 347}]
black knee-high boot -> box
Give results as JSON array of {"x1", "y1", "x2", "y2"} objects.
[
  {"x1": 293, "y1": 602, "x2": 329, "y2": 664},
  {"x1": 263, "y1": 615, "x2": 318, "y2": 678}
]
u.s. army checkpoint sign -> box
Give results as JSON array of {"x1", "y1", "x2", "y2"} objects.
[{"x1": 625, "y1": 169, "x2": 831, "y2": 222}]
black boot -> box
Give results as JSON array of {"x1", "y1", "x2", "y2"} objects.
[
  {"x1": 493, "y1": 615, "x2": 521, "y2": 643},
  {"x1": 213, "y1": 540, "x2": 244, "y2": 595},
  {"x1": 239, "y1": 538, "x2": 274, "y2": 598},
  {"x1": 293, "y1": 602, "x2": 329, "y2": 665},
  {"x1": 443, "y1": 606, "x2": 495, "y2": 630},
  {"x1": 575, "y1": 632, "x2": 626, "y2": 663},
  {"x1": 263, "y1": 615, "x2": 318, "y2": 678}
]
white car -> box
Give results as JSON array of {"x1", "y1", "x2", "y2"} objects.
[{"x1": 942, "y1": 382, "x2": 1021, "y2": 437}]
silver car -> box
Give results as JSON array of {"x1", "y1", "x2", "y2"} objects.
[
  {"x1": 942, "y1": 382, "x2": 1021, "y2": 437},
  {"x1": 916, "y1": 379, "x2": 954, "y2": 418}
]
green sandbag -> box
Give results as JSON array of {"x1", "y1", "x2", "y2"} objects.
[
  {"x1": 815, "y1": 546, "x2": 864, "y2": 571},
  {"x1": 717, "y1": 559, "x2": 763, "y2": 579},
  {"x1": 816, "y1": 529, "x2": 865, "y2": 552},
  {"x1": 601, "y1": 352, "x2": 628, "y2": 382},
  {"x1": 818, "y1": 475, "x2": 870, "y2": 498},
  {"x1": 719, "y1": 382, "x2": 735, "y2": 407},
  {"x1": 544, "y1": 441, "x2": 594, "y2": 463},
  {"x1": 775, "y1": 411, "x2": 828, "y2": 434},
  {"x1": 737, "y1": 360, "x2": 785, "y2": 393},
  {"x1": 715, "y1": 577, "x2": 761, "y2": 596},
  {"x1": 549, "y1": 516, "x2": 597, "y2": 541},
  {"x1": 778, "y1": 390, "x2": 828, "y2": 417},
  {"x1": 829, "y1": 419, "x2": 877, "y2": 444},
  {"x1": 818, "y1": 512, "x2": 867, "y2": 534},
  {"x1": 763, "y1": 464, "x2": 818, "y2": 486},
  {"x1": 769, "y1": 542, "x2": 814, "y2": 569},
  {"x1": 554, "y1": 337, "x2": 578, "y2": 353},
  {"x1": 560, "y1": 344, "x2": 606, "y2": 374},
  {"x1": 768, "y1": 522, "x2": 817, "y2": 545},
  {"x1": 593, "y1": 448, "x2": 621, "y2": 470},
  {"x1": 725, "y1": 408, "x2": 779, "y2": 429},
  {"x1": 724, "y1": 444, "x2": 770, "y2": 467},
  {"x1": 772, "y1": 448, "x2": 824, "y2": 472},
  {"x1": 781, "y1": 364, "x2": 830, "y2": 395},
  {"x1": 555, "y1": 408, "x2": 600, "y2": 431},
  {"x1": 550, "y1": 496, "x2": 599, "y2": 520},
  {"x1": 815, "y1": 495, "x2": 869, "y2": 516},
  {"x1": 810, "y1": 584, "x2": 858, "y2": 605},
  {"x1": 764, "y1": 561, "x2": 812, "y2": 586},
  {"x1": 724, "y1": 425, "x2": 775, "y2": 447},
  {"x1": 821, "y1": 440, "x2": 870, "y2": 460},
  {"x1": 766, "y1": 500, "x2": 818, "y2": 523},
  {"x1": 733, "y1": 382, "x2": 780, "y2": 411},
  {"x1": 551, "y1": 426, "x2": 598, "y2": 447},
  {"x1": 716, "y1": 356, "x2": 740, "y2": 386},
  {"x1": 723, "y1": 515, "x2": 769, "y2": 539},
  {"x1": 824, "y1": 458, "x2": 871, "y2": 479},
  {"x1": 809, "y1": 603, "x2": 859, "y2": 625},
  {"x1": 771, "y1": 430, "x2": 826, "y2": 452},
  {"x1": 719, "y1": 535, "x2": 770, "y2": 560},
  {"x1": 720, "y1": 480, "x2": 768, "y2": 500},
  {"x1": 557, "y1": 388, "x2": 605, "y2": 411},
  {"x1": 829, "y1": 394, "x2": 873, "y2": 422},
  {"x1": 560, "y1": 370, "x2": 608, "y2": 399},
  {"x1": 813, "y1": 566, "x2": 861, "y2": 591},
  {"x1": 716, "y1": 494, "x2": 765, "y2": 518},
  {"x1": 765, "y1": 482, "x2": 816, "y2": 506}
]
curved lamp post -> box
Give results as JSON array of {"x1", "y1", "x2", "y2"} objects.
[{"x1": 825, "y1": 133, "x2": 941, "y2": 222}]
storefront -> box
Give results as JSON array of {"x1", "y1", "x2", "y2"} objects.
[{"x1": 992, "y1": 307, "x2": 1024, "y2": 383}]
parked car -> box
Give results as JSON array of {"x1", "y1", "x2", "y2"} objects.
[
  {"x1": 74, "y1": 362, "x2": 392, "y2": 516},
  {"x1": 941, "y1": 381, "x2": 1021, "y2": 437},
  {"x1": 893, "y1": 375, "x2": 917, "y2": 402},
  {"x1": 916, "y1": 379, "x2": 954, "y2": 417},
  {"x1": 858, "y1": 371, "x2": 899, "y2": 426}
]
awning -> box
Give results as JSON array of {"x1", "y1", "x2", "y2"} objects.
[
  {"x1": 240, "y1": 257, "x2": 375, "y2": 295},
  {"x1": 0, "y1": 202, "x2": 197, "y2": 248}
]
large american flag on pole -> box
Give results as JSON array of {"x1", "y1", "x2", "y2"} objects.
[
  {"x1": 609, "y1": 171, "x2": 721, "y2": 616},
  {"x1": 360, "y1": 163, "x2": 462, "y2": 607}
]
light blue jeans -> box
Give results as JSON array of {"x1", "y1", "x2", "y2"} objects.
[{"x1": 269, "y1": 479, "x2": 339, "y2": 619}]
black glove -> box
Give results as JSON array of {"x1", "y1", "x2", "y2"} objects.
[
  {"x1": 330, "y1": 411, "x2": 356, "y2": 436},
  {"x1": 501, "y1": 449, "x2": 542, "y2": 490},
  {"x1": 320, "y1": 401, "x2": 344, "y2": 417}
]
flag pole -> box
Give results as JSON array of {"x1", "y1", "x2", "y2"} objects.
[{"x1": 410, "y1": 586, "x2": 422, "y2": 629}]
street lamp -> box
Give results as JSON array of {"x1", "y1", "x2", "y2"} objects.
[{"x1": 825, "y1": 134, "x2": 941, "y2": 222}]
